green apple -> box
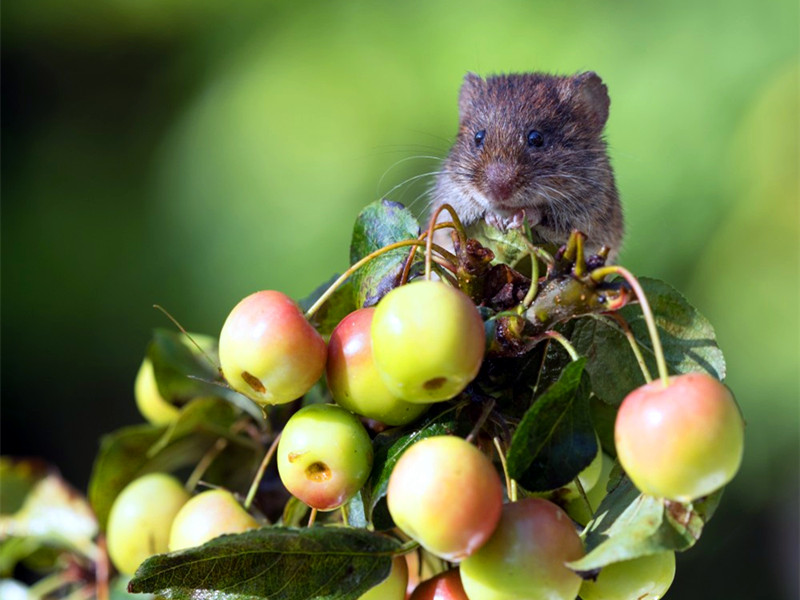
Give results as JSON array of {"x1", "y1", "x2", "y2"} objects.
[
  {"x1": 387, "y1": 436, "x2": 503, "y2": 561},
  {"x1": 409, "y1": 569, "x2": 469, "y2": 599},
  {"x1": 578, "y1": 552, "x2": 676, "y2": 600},
  {"x1": 327, "y1": 308, "x2": 429, "y2": 426},
  {"x1": 219, "y1": 290, "x2": 326, "y2": 406},
  {"x1": 459, "y1": 498, "x2": 584, "y2": 600},
  {"x1": 106, "y1": 473, "x2": 189, "y2": 575},
  {"x1": 134, "y1": 358, "x2": 180, "y2": 426},
  {"x1": 168, "y1": 489, "x2": 259, "y2": 551},
  {"x1": 277, "y1": 404, "x2": 373, "y2": 510},
  {"x1": 615, "y1": 373, "x2": 744, "y2": 501},
  {"x1": 359, "y1": 556, "x2": 408, "y2": 600},
  {"x1": 371, "y1": 280, "x2": 485, "y2": 403}
]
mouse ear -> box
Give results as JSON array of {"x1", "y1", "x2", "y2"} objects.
[
  {"x1": 458, "y1": 72, "x2": 484, "y2": 116},
  {"x1": 572, "y1": 71, "x2": 610, "y2": 131}
]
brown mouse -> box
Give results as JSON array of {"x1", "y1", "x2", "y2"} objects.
[{"x1": 430, "y1": 71, "x2": 624, "y2": 259}]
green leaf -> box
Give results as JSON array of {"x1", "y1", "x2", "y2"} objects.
[
  {"x1": 619, "y1": 277, "x2": 726, "y2": 380},
  {"x1": 128, "y1": 527, "x2": 402, "y2": 600},
  {"x1": 300, "y1": 276, "x2": 357, "y2": 338},
  {"x1": 572, "y1": 278, "x2": 726, "y2": 406},
  {"x1": 0, "y1": 458, "x2": 49, "y2": 515},
  {"x1": 567, "y1": 474, "x2": 720, "y2": 573},
  {"x1": 148, "y1": 397, "x2": 243, "y2": 457},
  {"x1": 360, "y1": 406, "x2": 468, "y2": 523},
  {"x1": 507, "y1": 359, "x2": 597, "y2": 492},
  {"x1": 465, "y1": 220, "x2": 531, "y2": 266},
  {"x1": 147, "y1": 329, "x2": 264, "y2": 423},
  {"x1": 0, "y1": 464, "x2": 98, "y2": 561},
  {"x1": 349, "y1": 199, "x2": 420, "y2": 307}
]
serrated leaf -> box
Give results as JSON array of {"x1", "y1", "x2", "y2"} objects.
[
  {"x1": 128, "y1": 527, "x2": 402, "y2": 600},
  {"x1": 507, "y1": 359, "x2": 597, "y2": 492},
  {"x1": 349, "y1": 199, "x2": 420, "y2": 307},
  {"x1": 300, "y1": 276, "x2": 356, "y2": 338},
  {"x1": 360, "y1": 406, "x2": 468, "y2": 523},
  {"x1": 567, "y1": 475, "x2": 719, "y2": 573},
  {"x1": 619, "y1": 277, "x2": 726, "y2": 380}
]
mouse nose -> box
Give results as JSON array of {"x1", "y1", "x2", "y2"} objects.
[{"x1": 484, "y1": 162, "x2": 516, "y2": 202}]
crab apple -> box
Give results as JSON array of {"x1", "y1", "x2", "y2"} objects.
[
  {"x1": 168, "y1": 489, "x2": 259, "y2": 551},
  {"x1": 387, "y1": 436, "x2": 502, "y2": 561},
  {"x1": 327, "y1": 308, "x2": 428, "y2": 426},
  {"x1": 219, "y1": 290, "x2": 326, "y2": 406},
  {"x1": 106, "y1": 473, "x2": 189, "y2": 575},
  {"x1": 277, "y1": 404, "x2": 372, "y2": 510},
  {"x1": 579, "y1": 552, "x2": 676, "y2": 600},
  {"x1": 615, "y1": 372, "x2": 744, "y2": 501},
  {"x1": 371, "y1": 280, "x2": 485, "y2": 403},
  {"x1": 459, "y1": 498, "x2": 584, "y2": 600},
  {"x1": 409, "y1": 569, "x2": 469, "y2": 600},
  {"x1": 134, "y1": 358, "x2": 180, "y2": 426},
  {"x1": 359, "y1": 556, "x2": 408, "y2": 600}
]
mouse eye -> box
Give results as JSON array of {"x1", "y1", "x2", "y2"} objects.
[
  {"x1": 474, "y1": 129, "x2": 486, "y2": 148},
  {"x1": 527, "y1": 130, "x2": 544, "y2": 148}
]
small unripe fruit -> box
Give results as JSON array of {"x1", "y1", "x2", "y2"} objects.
[
  {"x1": 168, "y1": 489, "x2": 259, "y2": 551},
  {"x1": 579, "y1": 552, "x2": 676, "y2": 600},
  {"x1": 327, "y1": 308, "x2": 428, "y2": 425},
  {"x1": 371, "y1": 280, "x2": 485, "y2": 403},
  {"x1": 134, "y1": 358, "x2": 180, "y2": 426},
  {"x1": 615, "y1": 373, "x2": 744, "y2": 501},
  {"x1": 565, "y1": 453, "x2": 615, "y2": 526},
  {"x1": 106, "y1": 473, "x2": 189, "y2": 575},
  {"x1": 409, "y1": 569, "x2": 469, "y2": 600},
  {"x1": 387, "y1": 436, "x2": 503, "y2": 561},
  {"x1": 277, "y1": 404, "x2": 373, "y2": 510},
  {"x1": 359, "y1": 556, "x2": 408, "y2": 600},
  {"x1": 219, "y1": 290, "x2": 326, "y2": 406},
  {"x1": 459, "y1": 498, "x2": 584, "y2": 600}
]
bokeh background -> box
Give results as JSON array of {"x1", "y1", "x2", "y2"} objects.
[{"x1": 2, "y1": 0, "x2": 798, "y2": 598}]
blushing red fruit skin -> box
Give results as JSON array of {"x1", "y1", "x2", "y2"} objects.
[
  {"x1": 459, "y1": 498, "x2": 584, "y2": 600},
  {"x1": 219, "y1": 290, "x2": 326, "y2": 406},
  {"x1": 615, "y1": 372, "x2": 744, "y2": 502},
  {"x1": 327, "y1": 308, "x2": 428, "y2": 426},
  {"x1": 409, "y1": 570, "x2": 469, "y2": 600},
  {"x1": 387, "y1": 436, "x2": 503, "y2": 561},
  {"x1": 371, "y1": 280, "x2": 486, "y2": 404},
  {"x1": 277, "y1": 404, "x2": 373, "y2": 511}
]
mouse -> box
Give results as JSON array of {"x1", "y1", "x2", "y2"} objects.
[{"x1": 429, "y1": 71, "x2": 624, "y2": 260}]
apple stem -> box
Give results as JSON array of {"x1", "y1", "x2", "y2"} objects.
[
  {"x1": 153, "y1": 304, "x2": 220, "y2": 371},
  {"x1": 186, "y1": 437, "x2": 229, "y2": 492},
  {"x1": 304, "y1": 238, "x2": 454, "y2": 320},
  {"x1": 600, "y1": 314, "x2": 654, "y2": 383},
  {"x1": 27, "y1": 572, "x2": 78, "y2": 599},
  {"x1": 400, "y1": 224, "x2": 459, "y2": 285},
  {"x1": 340, "y1": 506, "x2": 349, "y2": 527},
  {"x1": 465, "y1": 397, "x2": 496, "y2": 444},
  {"x1": 308, "y1": 508, "x2": 318, "y2": 527},
  {"x1": 520, "y1": 245, "x2": 540, "y2": 310},
  {"x1": 425, "y1": 203, "x2": 467, "y2": 280},
  {"x1": 543, "y1": 330, "x2": 580, "y2": 362},
  {"x1": 244, "y1": 433, "x2": 282, "y2": 510},
  {"x1": 591, "y1": 265, "x2": 670, "y2": 385},
  {"x1": 492, "y1": 437, "x2": 518, "y2": 503}
]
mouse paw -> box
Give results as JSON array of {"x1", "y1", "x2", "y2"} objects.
[{"x1": 486, "y1": 209, "x2": 529, "y2": 232}]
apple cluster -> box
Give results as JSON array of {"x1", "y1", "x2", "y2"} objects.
[{"x1": 109, "y1": 229, "x2": 743, "y2": 600}]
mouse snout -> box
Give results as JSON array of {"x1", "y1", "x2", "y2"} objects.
[{"x1": 483, "y1": 161, "x2": 517, "y2": 202}]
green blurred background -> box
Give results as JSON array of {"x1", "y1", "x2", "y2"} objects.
[{"x1": 2, "y1": 0, "x2": 798, "y2": 597}]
